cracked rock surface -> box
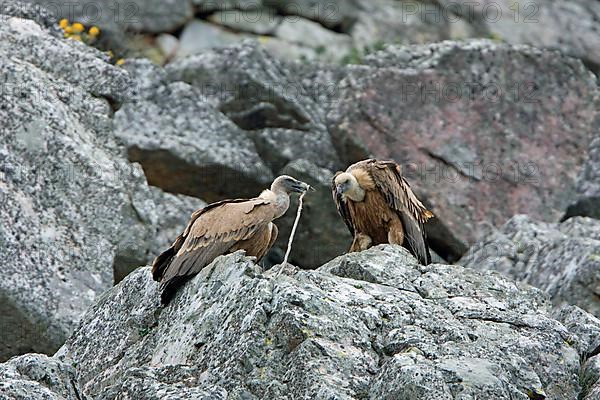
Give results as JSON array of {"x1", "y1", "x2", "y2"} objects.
[
  {"x1": 327, "y1": 40, "x2": 599, "y2": 260},
  {"x1": 51, "y1": 245, "x2": 587, "y2": 399},
  {"x1": 460, "y1": 215, "x2": 600, "y2": 318}
]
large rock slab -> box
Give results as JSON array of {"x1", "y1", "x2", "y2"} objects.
[
  {"x1": 552, "y1": 305, "x2": 600, "y2": 400},
  {"x1": 58, "y1": 246, "x2": 583, "y2": 399},
  {"x1": 176, "y1": 19, "x2": 250, "y2": 59},
  {"x1": 262, "y1": 0, "x2": 359, "y2": 30},
  {"x1": 564, "y1": 136, "x2": 600, "y2": 220},
  {"x1": 0, "y1": 354, "x2": 83, "y2": 399},
  {"x1": 460, "y1": 215, "x2": 600, "y2": 317},
  {"x1": 114, "y1": 59, "x2": 273, "y2": 202},
  {"x1": 0, "y1": 9, "x2": 203, "y2": 361},
  {"x1": 350, "y1": 0, "x2": 474, "y2": 51},
  {"x1": 166, "y1": 41, "x2": 341, "y2": 172},
  {"x1": 328, "y1": 40, "x2": 599, "y2": 260},
  {"x1": 435, "y1": 0, "x2": 600, "y2": 72}
]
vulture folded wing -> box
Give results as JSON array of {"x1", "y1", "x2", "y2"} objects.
[
  {"x1": 156, "y1": 198, "x2": 274, "y2": 303},
  {"x1": 398, "y1": 211, "x2": 431, "y2": 265},
  {"x1": 366, "y1": 160, "x2": 433, "y2": 264},
  {"x1": 331, "y1": 171, "x2": 355, "y2": 236}
]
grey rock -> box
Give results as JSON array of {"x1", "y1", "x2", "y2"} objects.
[
  {"x1": 274, "y1": 16, "x2": 353, "y2": 62},
  {"x1": 350, "y1": 0, "x2": 474, "y2": 51},
  {"x1": 0, "y1": 0, "x2": 63, "y2": 35},
  {"x1": 0, "y1": 13, "x2": 130, "y2": 104},
  {"x1": 328, "y1": 40, "x2": 599, "y2": 261},
  {"x1": 192, "y1": 0, "x2": 263, "y2": 13},
  {"x1": 0, "y1": 354, "x2": 85, "y2": 400},
  {"x1": 120, "y1": 0, "x2": 194, "y2": 33},
  {"x1": 0, "y1": 11, "x2": 205, "y2": 361},
  {"x1": 115, "y1": 59, "x2": 274, "y2": 203},
  {"x1": 552, "y1": 305, "x2": 600, "y2": 357},
  {"x1": 0, "y1": 13, "x2": 129, "y2": 360},
  {"x1": 114, "y1": 186, "x2": 205, "y2": 284},
  {"x1": 460, "y1": 215, "x2": 600, "y2": 317},
  {"x1": 167, "y1": 41, "x2": 341, "y2": 171},
  {"x1": 564, "y1": 137, "x2": 600, "y2": 220},
  {"x1": 156, "y1": 33, "x2": 180, "y2": 61},
  {"x1": 176, "y1": 20, "x2": 250, "y2": 59},
  {"x1": 261, "y1": 37, "x2": 321, "y2": 64},
  {"x1": 435, "y1": 0, "x2": 600, "y2": 72},
  {"x1": 582, "y1": 355, "x2": 600, "y2": 400},
  {"x1": 208, "y1": 9, "x2": 282, "y2": 35},
  {"x1": 96, "y1": 365, "x2": 227, "y2": 400},
  {"x1": 58, "y1": 246, "x2": 582, "y2": 399},
  {"x1": 262, "y1": 0, "x2": 359, "y2": 30}
]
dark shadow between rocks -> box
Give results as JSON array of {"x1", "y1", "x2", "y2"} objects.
[{"x1": 128, "y1": 146, "x2": 266, "y2": 203}]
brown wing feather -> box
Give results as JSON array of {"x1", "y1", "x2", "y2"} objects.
[
  {"x1": 357, "y1": 159, "x2": 433, "y2": 264},
  {"x1": 153, "y1": 198, "x2": 275, "y2": 303},
  {"x1": 151, "y1": 198, "x2": 252, "y2": 282},
  {"x1": 331, "y1": 171, "x2": 355, "y2": 236}
]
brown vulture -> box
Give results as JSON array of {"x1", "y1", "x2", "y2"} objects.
[
  {"x1": 332, "y1": 159, "x2": 434, "y2": 264},
  {"x1": 152, "y1": 175, "x2": 310, "y2": 304}
]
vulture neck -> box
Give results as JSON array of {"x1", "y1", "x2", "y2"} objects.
[{"x1": 259, "y1": 188, "x2": 290, "y2": 219}]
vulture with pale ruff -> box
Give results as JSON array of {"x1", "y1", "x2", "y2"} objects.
[
  {"x1": 152, "y1": 175, "x2": 311, "y2": 304},
  {"x1": 332, "y1": 159, "x2": 433, "y2": 264}
]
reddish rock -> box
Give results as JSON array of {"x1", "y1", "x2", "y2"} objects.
[{"x1": 328, "y1": 40, "x2": 599, "y2": 260}]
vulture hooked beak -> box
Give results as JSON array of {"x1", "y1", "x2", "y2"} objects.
[{"x1": 291, "y1": 180, "x2": 313, "y2": 193}]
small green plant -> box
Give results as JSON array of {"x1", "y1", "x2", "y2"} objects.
[{"x1": 340, "y1": 47, "x2": 363, "y2": 65}]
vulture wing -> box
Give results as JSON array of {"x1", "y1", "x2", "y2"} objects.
[
  {"x1": 357, "y1": 159, "x2": 433, "y2": 264},
  {"x1": 331, "y1": 171, "x2": 355, "y2": 236},
  {"x1": 152, "y1": 198, "x2": 275, "y2": 303}
]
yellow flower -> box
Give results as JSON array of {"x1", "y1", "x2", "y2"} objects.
[
  {"x1": 59, "y1": 19, "x2": 68, "y2": 29},
  {"x1": 64, "y1": 25, "x2": 73, "y2": 34},
  {"x1": 71, "y1": 22, "x2": 84, "y2": 33},
  {"x1": 88, "y1": 26, "x2": 100, "y2": 37},
  {"x1": 71, "y1": 35, "x2": 82, "y2": 41},
  {"x1": 116, "y1": 59, "x2": 125, "y2": 66}
]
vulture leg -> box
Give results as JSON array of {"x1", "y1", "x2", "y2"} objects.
[
  {"x1": 265, "y1": 223, "x2": 278, "y2": 256},
  {"x1": 349, "y1": 233, "x2": 372, "y2": 252},
  {"x1": 387, "y1": 216, "x2": 405, "y2": 246}
]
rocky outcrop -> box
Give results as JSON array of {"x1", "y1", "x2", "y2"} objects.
[
  {"x1": 434, "y1": 0, "x2": 600, "y2": 72},
  {"x1": 114, "y1": 59, "x2": 273, "y2": 203},
  {"x1": 165, "y1": 42, "x2": 341, "y2": 172},
  {"x1": 52, "y1": 245, "x2": 587, "y2": 399},
  {"x1": 0, "y1": 354, "x2": 84, "y2": 399},
  {"x1": 0, "y1": 7, "x2": 201, "y2": 361},
  {"x1": 552, "y1": 305, "x2": 600, "y2": 400},
  {"x1": 328, "y1": 40, "x2": 599, "y2": 260},
  {"x1": 460, "y1": 215, "x2": 600, "y2": 318},
  {"x1": 564, "y1": 137, "x2": 600, "y2": 220}
]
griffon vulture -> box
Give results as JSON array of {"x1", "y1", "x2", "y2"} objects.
[
  {"x1": 332, "y1": 159, "x2": 434, "y2": 264},
  {"x1": 152, "y1": 175, "x2": 310, "y2": 304}
]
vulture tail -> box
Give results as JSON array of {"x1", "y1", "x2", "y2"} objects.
[
  {"x1": 151, "y1": 247, "x2": 175, "y2": 282},
  {"x1": 159, "y1": 276, "x2": 189, "y2": 305}
]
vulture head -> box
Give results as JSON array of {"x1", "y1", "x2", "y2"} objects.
[
  {"x1": 334, "y1": 172, "x2": 365, "y2": 202},
  {"x1": 271, "y1": 175, "x2": 311, "y2": 194}
]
